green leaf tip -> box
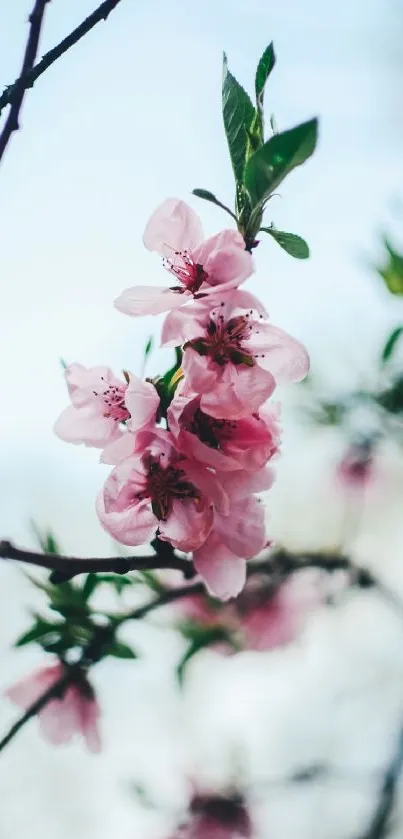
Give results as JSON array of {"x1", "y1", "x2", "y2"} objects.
[
  {"x1": 222, "y1": 52, "x2": 256, "y2": 184},
  {"x1": 381, "y1": 326, "x2": 403, "y2": 363},
  {"x1": 255, "y1": 42, "x2": 276, "y2": 110},
  {"x1": 244, "y1": 117, "x2": 318, "y2": 209},
  {"x1": 192, "y1": 188, "x2": 236, "y2": 220}
]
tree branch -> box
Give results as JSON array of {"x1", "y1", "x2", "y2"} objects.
[
  {"x1": 359, "y1": 720, "x2": 403, "y2": 839},
  {"x1": 0, "y1": 0, "x2": 123, "y2": 121},
  {"x1": 1, "y1": 541, "x2": 403, "y2": 756},
  {"x1": 0, "y1": 539, "x2": 194, "y2": 580},
  {"x1": 0, "y1": 0, "x2": 50, "y2": 163},
  {"x1": 2, "y1": 540, "x2": 403, "y2": 617}
]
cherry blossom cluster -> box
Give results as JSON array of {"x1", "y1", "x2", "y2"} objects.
[{"x1": 54, "y1": 198, "x2": 309, "y2": 600}]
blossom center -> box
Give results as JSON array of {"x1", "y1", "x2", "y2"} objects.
[
  {"x1": 187, "y1": 309, "x2": 255, "y2": 366},
  {"x1": 140, "y1": 454, "x2": 199, "y2": 520},
  {"x1": 94, "y1": 379, "x2": 130, "y2": 422},
  {"x1": 163, "y1": 250, "x2": 208, "y2": 295},
  {"x1": 190, "y1": 407, "x2": 236, "y2": 449}
]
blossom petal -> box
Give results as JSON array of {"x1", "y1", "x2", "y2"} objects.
[
  {"x1": 96, "y1": 491, "x2": 156, "y2": 546},
  {"x1": 194, "y1": 532, "x2": 247, "y2": 600},
  {"x1": 101, "y1": 432, "x2": 135, "y2": 465},
  {"x1": 214, "y1": 495, "x2": 267, "y2": 558},
  {"x1": 114, "y1": 286, "x2": 187, "y2": 316},
  {"x1": 143, "y1": 198, "x2": 203, "y2": 256},
  {"x1": 249, "y1": 324, "x2": 310, "y2": 382},
  {"x1": 54, "y1": 405, "x2": 120, "y2": 448},
  {"x1": 194, "y1": 229, "x2": 253, "y2": 289},
  {"x1": 161, "y1": 305, "x2": 208, "y2": 346},
  {"x1": 125, "y1": 375, "x2": 159, "y2": 430},
  {"x1": 199, "y1": 365, "x2": 276, "y2": 420},
  {"x1": 5, "y1": 664, "x2": 62, "y2": 708},
  {"x1": 222, "y1": 465, "x2": 275, "y2": 499},
  {"x1": 181, "y1": 350, "x2": 218, "y2": 393},
  {"x1": 159, "y1": 498, "x2": 213, "y2": 552}
]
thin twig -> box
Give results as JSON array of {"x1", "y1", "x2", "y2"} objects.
[
  {"x1": 0, "y1": 0, "x2": 50, "y2": 163},
  {"x1": 0, "y1": 0, "x2": 123, "y2": 119},
  {"x1": 359, "y1": 720, "x2": 403, "y2": 839},
  {"x1": 0, "y1": 582, "x2": 202, "y2": 753},
  {"x1": 0, "y1": 667, "x2": 72, "y2": 752}
]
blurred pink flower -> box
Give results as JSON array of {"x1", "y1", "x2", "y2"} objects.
[
  {"x1": 6, "y1": 663, "x2": 101, "y2": 752},
  {"x1": 54, "y1": 364, "x2": 159, "y2": 462},
  {"x1": 169, "y1": 793, "x2": 252, "y2": 839},
  {"x1": 162, "y1": 290, "x2": 308, "y2": 419},
  {"x1": 115, "y1": 198, "x2": 253, "y2": 317},
  {"x1": 240, "y1": 572, "x2": 322, "y2": 651},
  {"x1": 168, "y1": 386, "x2": 281, "y2": 472},
  {"x1": 336, "y1": 443, "x2": 374, "y2": 490}
]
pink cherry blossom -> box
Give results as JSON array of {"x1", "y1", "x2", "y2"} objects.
[
  {"x1": 54, "y1": 364, "x2": 159, "y2": 460},
  {"x1": 169, "y1": 793, "x2": 252, "y2": 839},
  {"x1": 162, "y1": 290, "x2": 309, "y2": 419},
  {"x1": 239, "y1": 572, "x2": 322, "y2": 651},
  {"x1": 97, "y1": 430, "x2": 228, "y2": 552},
  {"x1": 114, "y1": 198, "x2": 253, "y2": 317},
  {"x1": 168, "y1": 385, "x2": 281, "y2": 471},
  {"x1": 5, "y1": 663, "x2": 101, "y2": 752}
]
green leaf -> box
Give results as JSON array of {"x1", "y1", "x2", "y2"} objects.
[
  {"x1": 106, "y1": 640, "x2": 137, "y2": 659},
  {"x1": 261, "y1": 227, "x2": 310, "y2": 259},
  {"x1": 222, "y1": 53, "x2": 256, "y2": 183},
  {"x1": 376, "y1": 238, "x2": 403, "y2": 295},
  {"x1": 381, "y1": 326, "x2": 403, "y2": 363},
  {"x1": 193, "y1": 188, "x2": 220, "y2": 202},
  {"x1": 144, "y1": 336, "x2": 153, "y2": 359},
  {"x1": 136, "y1": 569, "x2": 166, "y2": 593},
  {"x1": 377, "y1": 375, "x2": 403, "y2": 414},
  {"x1": 93, "y1": 573, "x2": 134, "y2": 595},
  {"x1": 255, "y1": 43, "x2": 275, "y2": 116},
  {"x1": 244, "y1": 118, "x2": 318, "y2": 209},
  {"x1": 81, "y1": 573, "x2": 99, "y2": 601},
  {"x1": 176, "y1": 626, "x2": 236, "y2": 685},
  {"x1": 192, "y1": 189, "x2": 236, "y2": 220},
  {"x1": 31, "y1": 524, "x2": 61, "y2": 555},
  {"x1": 14, "y1": 618, "x2": 64, "y2": 648}
]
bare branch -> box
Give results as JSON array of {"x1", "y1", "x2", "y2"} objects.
[
  {"x1": 359, "y1": 721, "x2": 403, "y2": 839},
  {"x1": 0, "y1": 0, "x2": 123, "y2": 121},
  {"x1": 0, "y1": 539, "x2": 194, "y2": 580},
  {"x1": 0, "y1": 0, "x2": 51, "y2": 163}
]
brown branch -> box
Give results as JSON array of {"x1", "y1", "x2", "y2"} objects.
[
  {"x1": 2, "y1": 539, "x2": 403, "y2": 617},
  {"x1": 0, "y1": 539, "x2": 195, "y2": 580},
  {"x1": 0, "y1": 0, "x2": 50, "y2": 163},
  {"x1": 359, "y1": 720, "x2": 403, "y2": 839},
  {"x1": 1, "y1": 542, "x2": 403, "y2": 756},
  {"x1": 0, "y1": 0, "x2": 123, "y2": 120}
]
